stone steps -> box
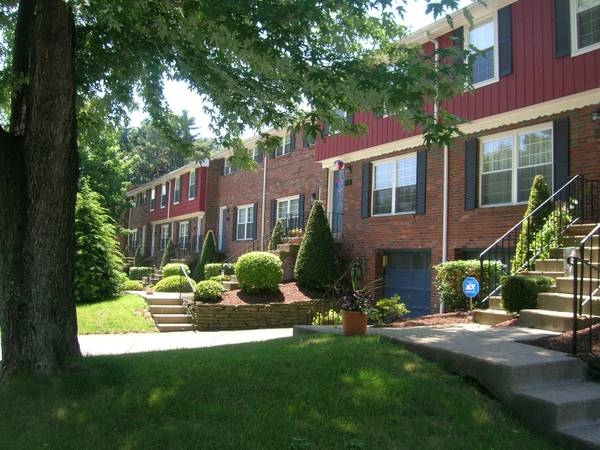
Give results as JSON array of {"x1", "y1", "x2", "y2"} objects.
[
  {"x1": 141, "y1": 293, "x2": 195, "y2": 332},
  {"x1": 156, "y1": 323, "x2": 196, "y2": 332},
  {"x1": 519, "y1": 309, "x2": 600, "y2": 332},
  {"x1": 472, "y1": 308, "x2": 513, "y2": 325}
]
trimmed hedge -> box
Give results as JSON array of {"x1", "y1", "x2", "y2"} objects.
[
  {"x1": 163, "y1": 263, "x2": 190, "y2": 278},
  {"x1": 204, "y1": 263, "x2": 223, "y2": 279},
  {"x1": 122, "y1": 278, "x2": 143, "y2": 291},
  {"x1": 194, "y1": 280, "x2": 225, "y2": 303},
  {"x1": 129, "y1": 266, "x2": 152, "y2": 281},
  {"x1": 269, "y1": 219, "x2": 284, "y2": 251},
  {"x1": 235, "y1": 252, "x2": 282, "y2": 293},
  {"x1": 154, "y1": 275, "x2": 194, "y2": 293},
  {"x1": 501, "y1": 275, "x2": 553, "y2": 313},
  {"x1": 193, "y1": 230, "x2": 218, "y2": 281},
  {"x1": 161, "y1": 239, "x2": 176, "y2": 268}
]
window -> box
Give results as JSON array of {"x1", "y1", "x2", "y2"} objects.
[
  {"x1": 160, "y1": 183, "x2": 167, "y2": 208},
  {"x1": 178, "y1": 221, "x2": 189, "y2": 249},
  {"x1": 573, "y1": 0, "x2": 600, "y2": 53},
  {"x1": 173, "y1": 177, "x2": 181, "y2": 204},
  {"x1": 480, "y1": 124, "x2": 553, "y2": 206},
  {"x1": 275, "y1": 130, "x2": 293, "y2": 157},
  {"x1": 141, "y1": 191, "x2": 146, "y2": 205},
  {"x1": 188, "y1": 170, "x2": 196, "y2": 200},
  {"x1": 160, "y1": 224, "x2": 170, "y2": 250},
  {"x1": 250, "y1": 147, "x2": 263, "y2": 163},
  {"x1": 150, "y1": 189, "x2": 156, "y2": 211},
  {"x1": 131, "y1": 229, "x2": 138, "y2": 252},
  {"x1": 277, "y1": 196, "x2": 300, "y2": 230},
  {"x1": 302, "y1": 127, "x2": 316, "y2": 147},
  {"x1": 372, "y1": 154, "x2": 417, "y2": 215},
  {"x1": 236, "y1": 205, "x2": 254, "y2": 240},
  {"x1": 468, "y1": 17, "x2": 497, "y2": 86},
  {"x1": 223, "y1": 158, "x2": 233, "y2": 175}
]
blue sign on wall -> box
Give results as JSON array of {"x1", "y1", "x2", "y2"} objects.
[{"x1": 462, "y1": 277, "x2": 480, "y2": 298}]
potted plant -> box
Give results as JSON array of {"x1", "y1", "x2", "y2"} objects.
[{"x1": 339, "y1": 261, "x2": 376, "y2": 336}]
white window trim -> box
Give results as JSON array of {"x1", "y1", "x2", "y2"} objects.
[
  {"x1": 371, "y1": 152, "x2": 417, "y2": 217},
  {"x1": 150, "y1": 188, "x2": 156, "y2": 212},
  {"x1": 160, "y1": 223, "x2": 170, "y2": 249},
  {"x1": 276, "y1": 195, "x2": 300, "y2": 218},
  {"x1": 173, "y1": 177, "x2": 181, "y2": 205},
  {"x1": 188, "y1": 170, "x2": 196, "y2": 200},
  {"x1": 275, "y1": 132, "x2": 292, "y2": 157},
  {"x1": 237, "y1": 203, "x2": 255, "y2": 241},
  {"x1": 571, "y1": 0, "x2": 600, "y2": 56},
  {"x1": 223, "y1": 159, "x2": 233, "y2": 175},
  {"x1": 160, "y1": 183, "x2": 167, "y2": 209},
  {"x1": 479, "y1": 122, "x2": 554, "y2": 208},
  {"x1": 466, "y1": 13, "x2": 499, "y2": 89},
  {"x1": 178, "y1": 221, "x2": 190, "y2": 247}
]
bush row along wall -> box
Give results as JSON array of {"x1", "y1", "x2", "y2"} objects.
[{"x1": 192, "y1": 300, "x2": 318, "y2": 331}]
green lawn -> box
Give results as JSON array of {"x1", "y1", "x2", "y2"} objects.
[
  {"x1": 0, "y1": 336, "x2": 563, "y2": 449},
  {"x1": 76, "y1": 294, "x2": 157, "y2": 334}
]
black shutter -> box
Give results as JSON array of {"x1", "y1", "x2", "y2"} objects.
[
  {"x1": 452, "y1": 26, "x2": 464, "y2": 67},
  {"x1": 232, "y1": 207, "x2": 238, "y2": 241},
  {"x1": 252, "y1": 203, "x2": 258, "y2": 240},
  {"x1": 347, "y1": 113, "x2": 355, "y2": 125},
  {"x1": 289, "y1": 128, "x2": 296, "y2": 153},
  {"x1": 361, "y1": 162, "x2": 372, "y2": 219},
  {"x1": 464, "y1": 138, "x2": 478, "y2": 210},
  {"x1": 554, "y1": 0, "x2": 571, "y2": 58},
  {"x1": 416, "y1": 149, "x2": 427, "y2": 215},
  {"x1": 553, "y1": 117, "x2": 570, "y2": 194},
  {"x1": 270, "y1": 199, "x2": 277, "y2": 231},
  {"x1": 219, "y1": 159, "x2": 225, "y2": 176},
  {"x1": 498, "y1": 5, "x2": 513, "y2": 77},
  {"x1": 298, "y1": 193, "x2": 305, "y2": 230}
]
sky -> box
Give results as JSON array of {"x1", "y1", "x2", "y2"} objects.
[{"x1": 129, "y1": 0, "x2": 472, "y2": 137}]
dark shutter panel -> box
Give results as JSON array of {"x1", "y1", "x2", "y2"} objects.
[
  {"x1": 255, "y1": 150, "x2": 263, "y2": 164},
  {"x1": 219, "y1": 159, "x2": 225, "y2": 176},
  {"x1": 452, "y1": 26, "x2": 464, "y2": 66},
  {"x1": 554, "y1": 0, "x2": 571, "y2": 58},
  {"x1": 252, "y1": 203, "x2": 258, "y2": 240},
  {"x1": 232, "y1": 207, "x2": 238, "y2": 241},
  {"x1": 498, "y1": 5, "x2": 513, "y2": 77},
  {"x1": 464, "y1": 138, "x2": 478, "y2": 210},
  {"x1": 270, "y1": 199, "x2": 277, "y2": 232},
  {"x1": 289, "y1": 128, "x2": 296, "y2": 152},
  {"x1": 347, "y1": 113, "x2": 354, "y2": 125},
  {"x1": 416, "y1": 149, "x2": 427, "y2": 215},
  {"x1": 298, "y1": 193, "x2": 305, "y2": 230},
  {"x1": 361, "y1": 162, "x2": 372, "y2": 219},
  {"x1": 553, "y1": 117, "x2": 570, "y2": 194},
  {"x1": 302, "y1": 127, "x2": 308, "y2": 147}
]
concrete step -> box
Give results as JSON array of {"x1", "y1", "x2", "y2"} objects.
[
  {"x1": 520, "y1": 309, "x2": 600, "y2": 332},
  {"x1": 145, "y1": 296, "x2": 184, "y2": 306},
  {"x1": 488, "y1": 295, "x2": 502, "y2": 309},
  {"x1": 472, "y1": 308, "x2": 513, "y2": 326},
  {"x1": 556, "y1": 276, "x2": 600, "y2": 295},
  {"x1": 562, "y1": 235, "x2": 600, "y2": 247},
  {"x1": 277, "y1": 243, "x2": 300, "y2": 253},
  {"x1": 535, "y1": 259, "x2": 567, "y2": 273},
  {"x1": 550, "y1": 247, "x2": 600, "y2": 260},
  {"x1": 156, "y1": 323, "x2": 196, "y2": 332},
  {"x1": 149, "y1": 304, "x2": 187, "y2": 314},
  {"x1": 565, "y1": 223, "x2": 599, "y2": 236},
  {"x1": 222, "y1": 280, "x2": 240, "y2": 291},
  {"x1": 152, "y1": 314, "x2": 192, "y2": 324},
  {"x1": 522, "y1": 269, "x2": 564, "y2": 280},
  {"x1": 560, "y1": 422, "x2": 600, "y2": 449}
]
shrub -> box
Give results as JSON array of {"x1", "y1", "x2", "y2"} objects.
[
  {"x1": 129, "y1": 266, "x2": 152, "y2": 281},
  {"x1": 433, "y1": 259, "x2": 504, "y2": 311},
  {"x1": 294, "y1": 201, "x2": 338, "y2": 289},
  {"x1": 501, "y1": 275, "x2": 553, "y2": 313},
  {"x1": 222, "y1": 263, "x2": 235, "y2": 275},
  {"x1": 122, "y1": 278, "x2": 143, "y2": 291},
  {"x1": 194, "y1": 280, "x2": 225, "y2": 303},
  {"x1": 161, "y1": 239, "x2": 176, "y2": 268},
  {"x1": 235, "y1": 252, "x2": 283, "y2": 293},
  {"x1": 193, "y1": 230, "x2": 218, "y2": 281},
  {"x1": 133, "y1": 244, "x2": 143, "y2": 267},
  {"x1": 204, "y1": 263, "x2": 223, "y2": 279},
  {"x1": 209, "y1": 274, "x2": 231, "y2": 283},
  {"x1": 163, "y1": 263, "x2": 190, "y2": 278},
  {"x1": 532, "y1": 205, "x2": 573, "y2": 261},
  {"x1": 312, "y1": 309, "x2": 342, "y2": 325},
  {"x1": 154, "y1": 275, "x2": 194, "y2": 293},
  {"x1": 371, "y1": 295, "x2": 409, "y2": 326},
  {"x1": 269, "y1": 219, "x2": 284, "y2": 251}
]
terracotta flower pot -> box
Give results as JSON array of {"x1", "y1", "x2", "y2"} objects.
[{"x1": 342, "y1": 310, "x2": 368, "y2": 336}]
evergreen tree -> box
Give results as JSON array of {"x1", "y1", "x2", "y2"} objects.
[
  {"x1": 269, "y1": 219, "x2": 285, "y2": 251},
  {"x1": 193, "y1": 230, "x2": 218, "y2": 281},
  {"x1": 75, "y1": 184, "x2": 126, "y2": 303},
  {"x1": 161, "y1": 239, "x2": 176, "y2": 268},
  {"x1": 133, "y1": 244, "x2": 143, "y2": 267},
  {"x1": 512, "y1": 175, "x2": 553, "y2": 272},
  {"x1": 294, "y1": 201, "x2": 338, "y2": 289}
]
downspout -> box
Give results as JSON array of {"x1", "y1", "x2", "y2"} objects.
[
  {"x1": 426, "y1": 31, "x2": 448, "y2": 314},
  {"x1": 260, "y1": 151, "x2": 268, "y2": 251}
]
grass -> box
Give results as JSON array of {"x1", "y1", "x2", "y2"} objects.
[
  {"x1": 0, "y1": 336, "x2": 563, "y2": 449},
  {"x1": 76, "y1": 294, "x2": 157, "y2": 334}
]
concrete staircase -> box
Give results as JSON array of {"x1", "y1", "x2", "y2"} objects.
[
  {"x1": 222, "y1": 275, "x2": 239, "y2": 291},
  {"x1": 143, "y1": 292, "x2": 195, "y2": 332}
]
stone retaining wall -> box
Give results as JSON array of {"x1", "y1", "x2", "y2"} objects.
[{"x1": 192, "y1": 300, "x2": 318, "y2": 331}]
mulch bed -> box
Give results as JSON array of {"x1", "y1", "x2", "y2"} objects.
[
  {"x1": 525, "y1": 322, "x2": 600, "y2": 357},
  {"x1": 218, "y1": 282, "x2": 321, "y2": 305}
]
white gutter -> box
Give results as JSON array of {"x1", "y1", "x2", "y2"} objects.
[{"x1": 260, "y1": 153, "x2": 268, "y2": 251}]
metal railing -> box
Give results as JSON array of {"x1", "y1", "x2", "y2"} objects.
[
  {"x1": 479, "y1": 175, "x2": 600, "y2": 304},
  {"x1": 272, "y1": 213, "x2": 305, "y2": 237},
  {"x1": 222, "y1": 234, "x2": 271, "y2": 264},
  {"x1": 567, "y1": 223, "x2": 600, "y2": 356}
]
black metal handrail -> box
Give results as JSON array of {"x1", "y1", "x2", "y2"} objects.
[
  {"x1": 222, "y1": 234, "x2": 271, "y2": 264},
  {"x1": 479, "y1": 175, "x2": 600, "y2": 304}
]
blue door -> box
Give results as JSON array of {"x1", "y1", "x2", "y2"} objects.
[
  {"x1": 383, "y1": 251, "x2": 431, "y2": 318},
  {"x1": 331, "y1": 170, "x2": 344, "y2": 233}
]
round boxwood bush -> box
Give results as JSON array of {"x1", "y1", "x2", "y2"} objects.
[
  {"x1": 162, "y1": 263, "x2": 190, "y2": 278},
  {"x1": 194, "y1": 280, "x2": 225, "y2": 303},
  {"x1": 501, "y1": 275, "x2": 553, "y2": 313},
  {"x1": 154, "y1": 275, "x2": 194, "y2": 293},
  {"x1": 235, "y1": 252, "x2": 282, "y2": 293},
  {"x1": 122, "y1": 278, "x2": 143, "y2": 291}
]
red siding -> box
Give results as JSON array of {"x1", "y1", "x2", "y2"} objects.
[
  {"x1": 315, "y1": 0, "x2": 600, "y2": 161},
  {"x1": 169, "y1": 167, "x2": 207, "y2": 217}
]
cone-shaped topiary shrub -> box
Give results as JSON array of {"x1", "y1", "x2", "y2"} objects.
[
  {"x1": 269, "y1": 219, "x2": 284, "y2": 251},
  {"x1": 154, "y1": 275, "x2": 194, "y2": 292},
  {"x1": 294, "y1": 200, "x2": 338, "y2": 289},
  {"x1": 161, "y1": 239, "x2": 176, "y2": 268},
  {"x1": 193, "y1": 230, "x2": 218, "y2": 281},
  {"x1": 512, "y1": 175, "x2": 553, "y2": 272},
  {"x1": 133, "y1": 244, "x2": 143, "y2": 267},
  {"x1": 235, "y1": 252, "x2": 282, "y2": 293}
]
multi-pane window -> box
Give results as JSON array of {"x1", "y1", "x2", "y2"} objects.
[
  {"x1": 574, "y1": 0, "x2": 600, "y2": 52},
  {"x1": 468, "y1": 17, "x2": 497, "y2": 85},
  {"x1": 223, "y1": 159, "x2": 233, "y2": 175},
  {"x1": 251, "y1": 148, "x2": 262, "y2": 163},
  {"x1": 160, "y1": 224, "x2": 170, "y2": 250},
  {"x1": 173, "y1": 177, "x2": 181, "y2": 204},
  {"x1": 372, "y1": 155, "x2": 417, "y2": 215},
  {"x1": 160, "y1": 183, "x2": 167, "y2": 208},
  {"x1": 131, "y1": 229, "x2": 138, "y2": 252},
  {"x1": 150, "y1": 189, "x2": 156, "y2": 211},
  {"x1": 188, "y1": 170, "x2": 196, "y2": 200},
  {"x1": 277, "y1": 196, "x2": 300, "y2": 231},
  {"x1": 275, "y1": 130, "x2": 293, "y2": 157},
  {"x1": 237, "y1": 205, "x2": 254, "y2": 240},
  {"x1": 480, "y1": 124, "x2": 553, "y2": 206},
  {"x1": 178, "y1": 221, "x2": 189, "y2": 249}
]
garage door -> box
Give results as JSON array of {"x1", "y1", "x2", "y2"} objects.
[{"x1": 383, "y1": 251, "x2": 431, "y2": 318}]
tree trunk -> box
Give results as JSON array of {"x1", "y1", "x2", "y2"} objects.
[{"x1": 0, "y1": 0, "x2": 81, "y2": 380}]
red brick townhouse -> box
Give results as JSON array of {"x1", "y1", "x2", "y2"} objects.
[
  {"x1": 204, "y1": 127, "x2": 327, "y2": 260},
  {"x1": 314, "y1": 0, "x2": 600, "y2": 316},
  {"x1": 125, "y1": 161, "x2": 209, "y2": 263}
]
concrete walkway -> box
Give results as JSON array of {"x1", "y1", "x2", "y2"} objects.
[{"x1": 294, "y1": 324, "x2": 600, "y2": 450}]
